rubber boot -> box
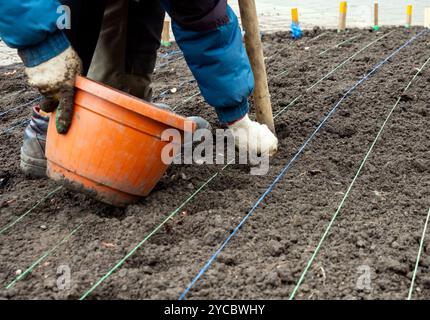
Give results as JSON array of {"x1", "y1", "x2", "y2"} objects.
[{"x1": 20, "y1": 106, "x2": 49, "y2": 178}]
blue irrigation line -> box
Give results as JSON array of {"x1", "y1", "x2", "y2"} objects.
[
  {"x1": 155, "y1": 78, "x2": 196, "y2": 99},
  {"x1": 158, "y1": 50, "x2": 182, "y2": 59},
  {"x1": 178, "y1": 29, "x2": 428, "y2": 300},
  {"x1": 1, "y1": 119, "x2": 30, "y2": 135},
  {"x1": 155, "y1": 56, "x2": 185, "y2": 70},
  {"x1": 0, "y1": 96, "x2": 42, "y2": 118}
]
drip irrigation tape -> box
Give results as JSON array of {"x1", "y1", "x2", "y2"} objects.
[
  {"x1": 5, "y1": 224, "x2": 82, "y2": 289},
  {"x1": 306, "y1": 30, "x2": 394, "y2": 92},
  {"x1": 79, "y1": 162, "x2": 233, "y2": 300},
  {"x1": 307, "y1": 31, "x2": 329, "y2": 43},
  {"x1": 1, "y1": 119, "x2": 30, "y2": 136},
  {"x1": 408, "y1": 207, "x2": 430, "y2": 300},
  {"x1": 77, "y1": 30, "x2": 405, "y2": 299},
  {"x1": 178, "y1": 29, "x2": 427, "y2": 300},
  {"x1": 0, "y1": 186, "x2": 63, "y2": 236},
  {"x1": 273, "y1": 32, "x2": 394, "y2": 119},
  {"x1": 177, "y1": 32, "x2": 394, "y2": 115},
  {"x1": 273, "y1": 32, "x2": 391, "y2": 81},
  {"x1": 0, "y1": 96, "x2": 42, "y2": 118},
  {"x1": 155, "y1": 78, "x2": 196, "y2": 100},
  {"x1": 172, "y1": 91, "x2": 201, "y2": 111},
  {"x1": 154, "y1": 56, "x2": 185, "y2": 71},
  {"x1": 319, "y1": 35, "x2": 361, "y2": 55},
  {"x1": 159, "y1": 50, "x2": 182, "y2": 59},
  {"x1": 290, "y1": 49, "x2": 430, "y2": 300}
]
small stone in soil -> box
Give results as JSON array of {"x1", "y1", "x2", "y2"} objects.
[
  {"x1": 0, "y1": 177, "x2": 8, "y2": 189},
  {"x1": 356, "y1": 240, "x2": 366, "y2": 248}
]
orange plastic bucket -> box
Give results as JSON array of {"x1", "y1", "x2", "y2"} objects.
[{"x1": 46, "y1": 76, "x2": 196, "y2": 206}]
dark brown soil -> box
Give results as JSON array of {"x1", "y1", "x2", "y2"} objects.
[{"x1": 0, "y1": 27, "x2": 429, "y2": 300}]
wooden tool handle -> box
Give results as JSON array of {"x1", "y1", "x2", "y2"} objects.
[{"x1": 238, "y1": 0, "x2": 276, "y2": 134}]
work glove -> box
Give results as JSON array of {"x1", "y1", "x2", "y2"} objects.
[
  {"x1": 25, "y1": 46, "x2": 83, "y2": 134},
  {"x1": 228, "y1": 114, "x2": 278, "y2": 161}
]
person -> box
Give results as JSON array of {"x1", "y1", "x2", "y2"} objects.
[
  {"x1": 0, "y1": 0, "x2": 278, "y2": 178},
  {"x1": 88, "y1": 0, "x2": 160, "y2": 102}
]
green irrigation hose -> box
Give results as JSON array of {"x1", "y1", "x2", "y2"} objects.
[
  {"x1": 319, "y1": 34, "x2": 361, "y2": 55},
  {"x1": 289, "y1": 54, "x2": 430, "y2": 300}
]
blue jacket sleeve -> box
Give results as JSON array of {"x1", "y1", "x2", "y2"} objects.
[
  {"x1": 172, "y1": 5, "x2": 254, "y2": 123},
  {"x1": 0, "y1": 0, "x2": 70, "y2": 67}
]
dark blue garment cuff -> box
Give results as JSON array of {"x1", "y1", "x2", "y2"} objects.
[
  {"x1": 215, "y1": 99, "x2": 250, "y2": 124},
  {"x1": 18, "y1": 31, "x2": 70, "y2": 67}
]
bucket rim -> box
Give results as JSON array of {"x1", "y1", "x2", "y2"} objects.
[{"x1": 75, "y1": 75, "x2": 196, "y2": 133}]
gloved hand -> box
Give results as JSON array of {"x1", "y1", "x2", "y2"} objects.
[
  {"x1": 25, "y1": 46, "x2": 82, "y2": 134},
  {"x1": 228, "y1": 114, "x2": 278, "y2": 160}
]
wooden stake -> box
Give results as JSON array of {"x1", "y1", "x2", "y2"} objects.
[
  {"x1": 161, "y1": 20, "x2": 171, "y2": 47},
  {"x1": 292, "y1": 8, "x2": 299, "y2": 25},
  {"x1": 373, "y1": 1, "x2": 379, "y2": 29},
  {"x1": 425, "y1": 8, "x2": 430, "y2": 28},
  {"x1": 338, "y1": 1, "x2": 347, "y2": 32},
  {"x1": 238, "y1": 0, "x2": 276, "y2": 134},
  {"x1": 406, "y1": 5, "x2": 413, "y2": 28}
]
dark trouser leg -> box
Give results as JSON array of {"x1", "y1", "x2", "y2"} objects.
[
  {"x1": 125, "y1": 0, "x2": 165, "y2": 101},
  {"x1": 59, "y1": 0, "x2": 106, "y2": 74},
  {"x1": 88, "y1": 0, "x2": 128, "y2": 90}
]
